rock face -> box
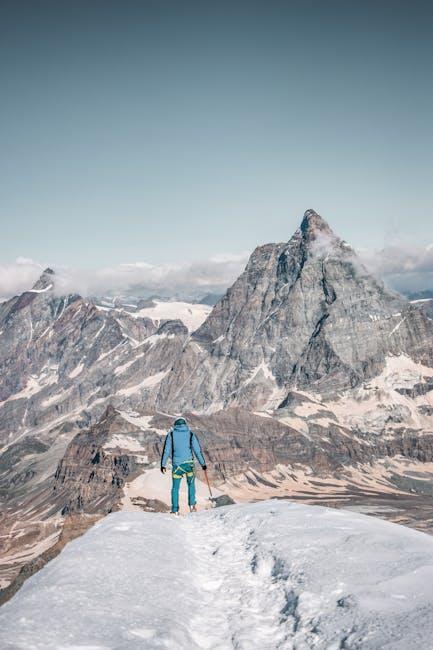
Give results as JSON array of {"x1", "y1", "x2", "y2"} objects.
[
  {"x1": 53, "y1": 406, "x2": 162, "y2": 515},
  {"x1": 0, "y1": 272, "x2": 192, "y2": 451},
  {"x1": 157, "y1": 210, "x2": 433, "y2": 411},
  {"x1": 412, "y1": 298, "x2": 433, "y2": 320},
  {"x1": 51, "y1": 405, "x2": 433, "y2": 516}
]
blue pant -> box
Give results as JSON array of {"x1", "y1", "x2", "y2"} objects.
[{"x1": 171, "y1": 461, "x2": 196, "y2": 512}]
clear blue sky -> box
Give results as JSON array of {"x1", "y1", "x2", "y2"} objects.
[{"x1": 1, "y1": 0, "x2": 432, "y2": 267}]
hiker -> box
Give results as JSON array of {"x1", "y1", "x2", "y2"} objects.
[{"x1": 160, "y1": 417, "x2": 207, "y2": 515}]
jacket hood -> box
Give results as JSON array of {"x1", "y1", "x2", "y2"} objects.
[
  {"x1": 173, "y1": 416, "x2": 188, "y2": 427},
  {"x1": 173, "y1": 422, "x2": 190, "y2": 432}
]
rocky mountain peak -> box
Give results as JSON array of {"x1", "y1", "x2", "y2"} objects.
[
  {"x1": 31, "y1": 267, "x2": 55, "y2": 292},
  {"x1": 300, "y1": 209, "x2": 331, "y2": 232},
  {"x1": 297, "y1": 209, "x2": 339, "y2": 250},
  {"x1": 160, "y1": 209, "x2": 433, "y2": 411},
  {"x1": 301, "y1": 208, "x2": 330, "y2": 230},
  {"x1": 95, "y1": 405, "x2": 128, "y2": 433}
]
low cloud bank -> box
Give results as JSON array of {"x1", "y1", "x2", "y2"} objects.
[
  {"x1": 0, "y1": 253, "x2": 250, "y2": 302},
  {"x1": 359, "y1": 244, "x2": 433, "y2": 293},
  {"x1": 1, "y1": 244, "x2": 432, "y2": 302},
  {"x1": 0, "y1": 257, "x2": 44, "y2": 300}
]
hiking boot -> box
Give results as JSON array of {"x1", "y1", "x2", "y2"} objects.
[
  {"x1": 170, "y1": 511, "x2": 180, "y2": 516},
  {"x1": 189, "y1": 505, "x2": 197, "y2": 513}
]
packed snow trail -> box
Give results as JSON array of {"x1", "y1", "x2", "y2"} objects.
[{"x1": 2, "y1": 502, "x2": 433, "y2": 649}]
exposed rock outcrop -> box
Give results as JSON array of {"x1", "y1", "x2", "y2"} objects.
[{"x1": 53, "y1": 406, "x2": 162, "y2": 514}]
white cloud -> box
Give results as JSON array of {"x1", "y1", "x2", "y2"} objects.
[
  {"x1": 0, "y1": 253, "x2": 250, "y2": 302},
  {"x1": 359, "y1": 244, "x2": 433, "y2": 293},
  {"x1": 1, "y1": 242, "x2": 432, "y2": 303},
  {"x1": 0, "y1": 258, "x2": 44, "y2": 300},
  {"x1": 309, "y1": 231, "x2": 340, "y2": 258}
]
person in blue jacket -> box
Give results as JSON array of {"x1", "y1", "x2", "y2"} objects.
[{"x1": 160, "y1": 417, "x2": 207, "y2": 514}]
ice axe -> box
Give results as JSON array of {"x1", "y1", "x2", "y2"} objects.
[
  {"x1": 203, "y1": 468, "x2": 217, "y2": 507},
  {"x1": 203, "y1": 468, "x2": 234, "y2": 508}
]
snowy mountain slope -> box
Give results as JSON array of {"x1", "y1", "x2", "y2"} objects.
[
  {"x1": 132, "y1": 299, "x2": 212, "y2": 332},
  {"x1": 1, "y1": 501, "x2": 433, "y2": 649},
  {"x1": 95, "y1": 298, "x2": 212, "y2": 332}
]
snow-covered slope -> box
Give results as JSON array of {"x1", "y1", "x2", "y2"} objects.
[
  {"x1": 94, "y1": 298, "x2": 212, "y2": 332},
  {"x1": 133, "y1": 299, "x2": 212, "y2": 332},
  {"x1": 2, "y1": 501, "x2": 433, "y2": 649}
]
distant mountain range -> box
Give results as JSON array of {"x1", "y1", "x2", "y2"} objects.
[{"x1": 1, "y1": 209, "x2": 433, "y2": 599}]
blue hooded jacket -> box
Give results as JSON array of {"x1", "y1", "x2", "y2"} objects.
[{"x1": 161, "y1": 421, "x2": 206, "y2": 469}]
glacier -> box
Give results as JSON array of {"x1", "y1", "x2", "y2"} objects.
[{"x1": 1, "y1": 501, "x2": 433, "y2": 649}]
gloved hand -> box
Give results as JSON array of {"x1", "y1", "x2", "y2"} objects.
[
  {"x1": 202, "y1": 464, "x2": 207, "y2": 471},
  {"x1": 161, "y1": 467, "x2": 166, "y2": 474}
]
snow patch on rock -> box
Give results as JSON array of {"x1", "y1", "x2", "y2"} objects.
[
  {"x1": 68, "y1": 362, "x2": 84, "y2": 379},
  {"x1": 116, "y1": 371, "x2": 169, "y2": 396},
  {"x1": 117, "y1": 410, "x2": 167, "y2": 435},
  {"x1": 103, "y1": 435, "x2": 146, "y2": 452}
]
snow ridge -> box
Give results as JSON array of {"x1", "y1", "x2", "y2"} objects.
[{"x1": 2, "y1": 501, "x2": 433, "y2": 649}]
